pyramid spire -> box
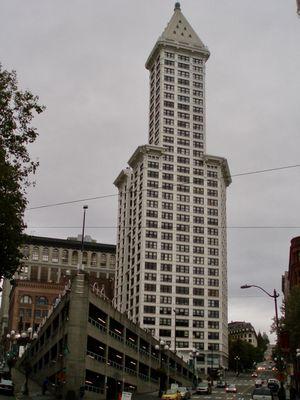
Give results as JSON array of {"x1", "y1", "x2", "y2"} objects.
[{"x1": 146, "y1": 3, "x2": 209, "y2": 68}]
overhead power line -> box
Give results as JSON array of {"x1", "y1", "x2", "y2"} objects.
[
  {"x1": 27, "y1": 163, "x2": 300, "y2": 211},
  {"x1": 28, "y1": 194, "x2": 117, "y2": 210},
  {"x1": 231, "y1": 163, "x2": 300, "y2": 177}
]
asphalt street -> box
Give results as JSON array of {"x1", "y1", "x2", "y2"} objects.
[
  {"x1": 0, "y1": 372, "x2": 276, "y2": 400},
  {"x1": 191, "y1": 375, "x2": 260, "y2": 399}
]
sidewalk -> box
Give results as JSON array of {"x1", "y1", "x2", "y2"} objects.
[{"x1": 11, "y1": 368, "x2": 55, "y2": 400}]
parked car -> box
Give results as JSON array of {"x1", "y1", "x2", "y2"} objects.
[
  {"x1": 255, "y1": 379, "x2": 263, "y2": 387},
  {"x1": 252, "y1": 387, "x2": 273, "y2": 400},
  {"x1": 225, "y1": 384, "x2": 237, "y2": 393},
  {"x1": 177, "y1": 386, "x2": 191, "y2": 399},
  {"x1": 267, "y1": 381, "x2": 279, "y2": 394},
  {"x1": 0, "y1": 378, "x2": 14, "y2": 395},
  {"x1": 216, "y1": 381, "x2": 226, "y2": 388},
  {"x1": 267, "y1": 379, "x2": 279, "y2": 385},
  {"x1": 196, "y1": 382, "x2": 212, "y2": 394},
  {"x1": 252, "y1": 372, "x2": 258, "y2": 378},
  {"x1": 161, "y1": 389, "x2": 181, "y2": 400}
]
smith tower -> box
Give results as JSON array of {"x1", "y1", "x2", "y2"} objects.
[{"x1": 114, "y1": 3, "x2": 231, "y2": 372}]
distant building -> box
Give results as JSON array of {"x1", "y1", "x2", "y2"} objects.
[
  {"x1": 288, "y1": 236, "x2": 300, "y2": 289},
  {"x1": 0, "y1": 235, "x2": 116, "y2": 336},
  {"x1": 17, "y1": 273, "x2": 194, "y2": 400},
  {"x1": 282, "y1": 270, "x2": 290, "y2": 300},
  {"x1": 228, "y1": 321, "x2": 258, "y2": 347},
  {"x1": 282, "y1": 236, "x2": 300, "y2": 302},
  {"x1": 114, "y1": 2, "x2": 231, "y2": 372}
]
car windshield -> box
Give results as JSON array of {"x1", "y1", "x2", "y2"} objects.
[
  {"x1": 199, "y1": 383, "x2": 208, "y2": 387},
  {"x1": 178, "y1": 387, "x2": 186, "y2": 391},
  {"x1": 166, "y1": 389, "x2": 177, "y2": 394}
]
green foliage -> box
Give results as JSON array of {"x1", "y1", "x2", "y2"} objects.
[
  {"x1": 257, "y1": 331, "x2": 269, "y2": 354},
  {"x1": 0, "y1": 63, "x2": 44, "y2": 280},
  {"x1": 228, "y1": 338, "x2": 266, "y2": 371}
]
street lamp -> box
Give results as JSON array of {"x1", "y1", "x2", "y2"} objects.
[
  {"x1": 234, "y1": 356, "x2": 240, "y2": 376},
  {"x1": 155, "y1": 340, "x2": 169, "y2": 398},
  {"x1": 5, "y1": 327, "x2": 38, "y2": 391},
  {"x1": 79, "y1": 205, "x2": 88, "y2": 273},
  {"x1": 208, "y1": 344, "x2": 214, "y2": 381},
  {"x1": 189, "y1": 348, "x2": 200, "y2": 387},
  {"x1": 240, "y1": 284, "x2": 279, "y2": 332}
]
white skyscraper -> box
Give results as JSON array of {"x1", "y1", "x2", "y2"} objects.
[{"x1": 114, "y1": 3, "x2": 231, "y2": 373}]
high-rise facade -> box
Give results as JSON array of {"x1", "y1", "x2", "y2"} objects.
[{"x1": 114, "y1": 3, "x2": 231, "y2": 371}]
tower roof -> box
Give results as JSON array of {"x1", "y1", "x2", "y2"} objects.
[{"x1": 146, "y1": 3, "x2": 210, "y2": 69}]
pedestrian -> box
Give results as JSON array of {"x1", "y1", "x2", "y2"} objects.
[
  {"x1": 278, "y1": 382, "x2": 286, "y2": 400},
  {"x1": 42, "y1": 377, "x2": 49, "y2": 395}
]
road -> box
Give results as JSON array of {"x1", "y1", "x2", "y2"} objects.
[
  {"x1": 191, "y1": 375, "x2": 256, "y2": 400},
  {"x1": 133, "y1": 375, "x2": 257, "y2": 400},
  {"x1": 0, "y1": 372, "x2": 274, "y2": 400}
]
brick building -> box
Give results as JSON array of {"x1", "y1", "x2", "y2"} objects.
[{"x1": 0, "y1": 235, "x2": 116, "y2": 336}]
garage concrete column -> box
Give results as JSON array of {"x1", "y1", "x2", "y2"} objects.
[{"x1": 63, "y1": 273, "x2": 89, "y2": 399}]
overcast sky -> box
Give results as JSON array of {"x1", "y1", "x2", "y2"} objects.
[{"x1": 1, "y1": 0, "x2": 300, "y2": 342}]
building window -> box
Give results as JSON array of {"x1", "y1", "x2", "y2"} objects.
[
  {"x1": 144, "y1": 306, "x2": 156, "y2": 313},
  {"x1": 143, "y1": 317, "x2": 155, "y2": 325},
  {"x1": 160, "y1": 318, "x2": 171, "y2": 326},
  {"x1": 22, "y1": 246, "x2": 30, "y2": 259},
  {"x1": 42, "y1": 247, "x2": 49, "y2": 262},
  {"x1": 20, "y1": 295, "x2": 32, "y2": 304},
  {"x1": 193, "y1": 288, "x2": 204, "y2": 296},
  {"x1": 82, "y1": 251, "x2": 88, "y2": 266},
  {"x1": 36, "y1": 296, "x2": 48, "y2": 306},
  {"x1": 62, "y1": 250, "x2": 68, "y2": 264},
  {"x1": 100, "y1": 253, "x2": 107, "y2": 266},
  {"x1": 144, "y1": 294, "x2": 156, "y2": 302},
  {"x1": 91, "y1": 253, "x2": 97, "y2": 267},
  {"x1": 50, "y1": 268, "x2": 58, "y2": 283},
  {"x1": 52, "y1": 248, "x2": 59, "y2": 263},
  {"x1": 71, "y1": 251, "x2": 78, "y2": 265},
  {"x1": 159, "y1": 329, "x2": 171, "y2": 337},
  {"x1": 32, "y1": 247, "x2": 39, "y2": 261},
  {"x1": 160, "y1": 307, "x2": 172, "y2": 315},
  {"x1": 160, "y1": 285, "x2": 172, "y2": 293}
]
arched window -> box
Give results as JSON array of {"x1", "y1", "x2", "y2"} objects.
[
  {"x1": 36, "y1": 296, "x2": 48, "y2": 306},
  {"x1": 42, "y1": 247, "x2": 49, "y2": 261},
  {"x1": 91, "y1": 253, "x2": 97, "y2": 267},
  {"x1": 100, "y1": 253, "x2": 107, "y2": 266},
  {"x1": 32, "y1": 246, "x2": 39, "y2": 261},
  {"x1": 52, "y1": 248, "x2": 59, "y2": 263},
  {"x1": 20, "y1": 295, "x2": 32, "y2": 304},
  {"x1": 109, "y1": 254, "x2": 116, "y2": 267},
  {"x1": 62, "y1": 250, "x2": 68, "y2": 264},
  {"x1": 72, "y1": 251, "x2": 78, "y2": 265},
  {"x1": 82, "y1": 251, "x2": 88, "y2": 266},
  {"x1": 22, "y1": 246, "x2": 29, "y2": 260}
]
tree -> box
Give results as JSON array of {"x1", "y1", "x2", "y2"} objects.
[
  {"x1": 257, "y1": 331, "x2": 269, "y2": 357},
  {"x1": 228, "y1": 338, "x2": 265, "y2": 371},
  {"x1": 0, "y1": 63, "x2": 45, "y2": 280}
]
